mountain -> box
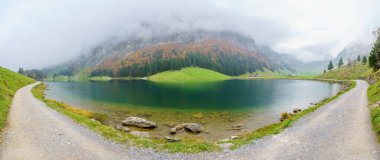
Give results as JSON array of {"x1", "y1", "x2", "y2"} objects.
[
  {"x1": 333, "y1": 43, "x2": 372, "y2": 64},
  {"x1": 291, "y1": 43, "x2": 373, "y2": 75},
  {"x1": 256, "y1": 46, "x2": 299, "y2": 72},
  {"x1": 45, "y1": 30, "x2": 298, "y2": 78},
  {"x1": 95, "y1": 38, "x2": 281, "y2": 77}
]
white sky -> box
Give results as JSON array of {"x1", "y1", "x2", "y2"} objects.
[{"x1": 0, "y1": 0, "x2": 380, "y2": 70}]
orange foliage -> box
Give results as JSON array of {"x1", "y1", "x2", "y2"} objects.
[{"x1": 96, "y1": 39, "x2": 272, "y2": 72}]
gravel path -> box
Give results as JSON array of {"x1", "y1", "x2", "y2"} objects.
[
  {"x1": 1, "y1": 80, "x2": 379, "y2": 160},
  {"x1": 223, "y1": 80, "x2": 380, "y2": 160}
]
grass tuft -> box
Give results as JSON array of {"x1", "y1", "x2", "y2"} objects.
[{"x1": 280, "y1": 112, "x2": 292, "y2": 121}]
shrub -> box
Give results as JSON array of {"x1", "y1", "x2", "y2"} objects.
[{"x1": 280, "y1": 112, "x2": 292, "y2": 121}]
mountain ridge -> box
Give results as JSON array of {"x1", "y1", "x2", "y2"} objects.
[{"x1": 45, "y1": 30, "x2": 298, "y2": 78}]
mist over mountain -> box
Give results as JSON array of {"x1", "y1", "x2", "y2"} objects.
[
  {"x1": 45, "y1": 30, "x2": 300, "y2": 77},
  {"x1": 1, "y1": 0, "x2": 380, "y2": 70},
  {"x1": 333, "y1": 43, "x2": 372, "y2": 64}
]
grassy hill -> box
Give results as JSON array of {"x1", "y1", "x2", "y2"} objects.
[
  {"x1": 148, "y1": 67, "x2": 231, "y2": 82},
  {"x1": 0, "y1": 67, "x2": 35, "y2": 130},
  {"x1": 317, "y1": 63, "x2": 370, "y2": 80}
]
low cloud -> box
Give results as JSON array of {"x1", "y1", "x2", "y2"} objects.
[{"x1": 0, "y1": 0, "x2": 379, "y2": 70}]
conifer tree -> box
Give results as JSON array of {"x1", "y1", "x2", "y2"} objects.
[
  {"x1": 338, "y1": 57, "x2": 343, "y2": 67},
  {"x1": 328, "y1": 60, "x2": 334, "y2": 71}
]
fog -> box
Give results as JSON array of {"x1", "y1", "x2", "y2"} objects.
[{"x1": 0, "y1": 0, "x2": 380, "y2": 70}]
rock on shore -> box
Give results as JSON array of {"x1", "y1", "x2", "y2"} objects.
[
  {"x1": 122, "y1": 117, "x2": 157, "y2": 128},
  {"x1": 182, "y1": 123, "x2": 203, "y2": 134}
]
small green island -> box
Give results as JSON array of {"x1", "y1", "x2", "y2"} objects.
[{"x1": 148, "y1": 67, "x2": 231, "y2": 82}]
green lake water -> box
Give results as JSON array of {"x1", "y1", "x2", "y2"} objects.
[{"x1": 45, "y1": 79, "x2": 341, "y2": 141}]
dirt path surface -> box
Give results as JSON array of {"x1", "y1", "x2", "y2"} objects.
[
  {"x1": 1, "y1": 80, "x2": 379, "y2": 160},
  {"x1": 224, "y1": 80, "x2": 380, "y2": 160},
  {"x1": 0, "y1": 83, "x2": 150, "y2": 160}
]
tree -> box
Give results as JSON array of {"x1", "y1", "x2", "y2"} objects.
[
  {"x1": 323, "y1": 69, "x2": 326, "y2": 73},
  {"x1": 328, "y1": 60, "x2": 334, "y2": 71},
  {"x1": 369, "y1": 51, "x2": 377, "y2": 69},
  {"x1": 23, "y1": 69, "x2": 45, "y2": 80},
  {"x1": 18, "y1": 68, "x2": 25, "y2": 75},
  {"x1": 369, "y1": 28, "x2": 380, "y2": 71},
  {"x1": 338, "y1": 57, "x2": 344, "y2": 67},
  {"x1": 362, "y1": 56, "x2": 368, "y2": 64},
  {"x1": 357, "y1": 55, "x2": 361, "y2": 61}
]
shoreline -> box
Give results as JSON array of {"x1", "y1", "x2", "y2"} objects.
[{"x1": 31, "y1": 79, "x2": 355, "y2": 153}]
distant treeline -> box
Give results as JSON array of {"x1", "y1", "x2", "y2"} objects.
[
  {"x1": 53, "y1": 67, "x2": 75, "y2": 78},
  {"x1": 18, "y1": 68, "x2": 46, "y2": 80},
  {"x1": 90, "y1": 50, "x2": 271, "y2": 77},
  {"x1": 89, "y1": 69, "x2": 114, "y2": 77}
]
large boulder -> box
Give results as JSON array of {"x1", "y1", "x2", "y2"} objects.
[
  {"x1": 122, "y1": 117, "x2": 157, "y2": 128},
  {"x1": 182, "y1": 123, "x2": 203, "y2": 134}
]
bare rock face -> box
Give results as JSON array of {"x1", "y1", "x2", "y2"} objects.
[
  {"x1": 122, "y1": 117, "x2": 157, "y2": 128},
  {"x1": 182, "y1": 123, "x2": 203, "y2": 134}
]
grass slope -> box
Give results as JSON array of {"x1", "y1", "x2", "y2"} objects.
[
  {"x1": 0, "y1": 66, "x2": 35, "y2": 130},
  {"x1": 318, "y1": 63, "x2": 370, "y2": 80},
  {"x1": 367, "y1": 72, "x2": 380, "y2": 143},
  {"x1": 148, "y1": 67, "x2": 230, "y2": 82}
]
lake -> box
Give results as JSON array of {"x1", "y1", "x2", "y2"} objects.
[{"x1": 45, "y1": 79, "x2": 342, "y2": 141}]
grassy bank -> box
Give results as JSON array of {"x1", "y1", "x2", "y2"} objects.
[
  {"x1": 31, "y1": 83, "x2": 220, "y2": 153},
  {"x1": 148, "y1": 67, "x2": 231, "y2": 82},
  {"x1": 225, "y1": 80, "x2": 356, "y2": 149},
  {"x1": 0, "y1": 67, "x2": 35, "y2": 130},
  {"x1": 317, "y1": 63, "x2": 370, "y2": 80},
  {"x1": 368, "y1": 78, "x2": 380, "y2": 143}
]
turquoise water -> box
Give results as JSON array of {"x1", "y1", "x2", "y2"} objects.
[{"x1": 45, "y1": 79, "x2": 341, "y2": 111}]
